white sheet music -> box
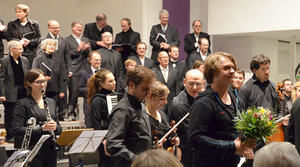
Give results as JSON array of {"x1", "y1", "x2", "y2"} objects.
[{"x1": 106, "y1": 95, "x2": 118, "y2": 115}]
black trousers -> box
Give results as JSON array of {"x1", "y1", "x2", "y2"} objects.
[
  {"x1": 3, "y1": 102, "x2": 16, "y2": 139},
  {"x1": 29, "y1": 140, "x2": 57, "y2": 167},
  {"x1": 68, "y1": 76, "x2": 80, "y2": 116},
  {"x1": 181, "y1": 147, "x2": 193, "y2": 167}
]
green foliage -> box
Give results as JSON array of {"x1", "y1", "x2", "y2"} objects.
[{"x1": 234, "y1": 107, "x2": 277, "y2": 142}]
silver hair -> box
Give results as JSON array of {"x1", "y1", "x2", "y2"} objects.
[
  {"x1": 159, "y1": 9, "x2": 169, "y2": 17},
  {"x1": 7, "y1": 40, "x2": 22, "y2": 50},
  {"x1": 40, "y1": 38, "x2": 58, "y2": 51},
  {"x1": 254, "y1": 142, "x2": 300, "y2": 167}
]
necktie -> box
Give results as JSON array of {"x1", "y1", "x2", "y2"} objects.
[{"x1": 163, "y1": 69, "x2": 168, "y2": 83}]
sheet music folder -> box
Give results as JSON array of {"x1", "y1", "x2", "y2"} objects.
[
  {"x1": 56, "y1": 128, "x2": 93, "y2": 146},
  {"x1": 68, "y1": 130, "x2": 108, "y2": 154}
]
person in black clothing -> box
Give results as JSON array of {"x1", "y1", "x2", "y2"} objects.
[
  {"x1": 0, "y1": 18, "x2": 6, "y2": 58},
  {"x1": 116, "y1": 59, "x2": 137, "y2": 95},
  {"x1": 83, "y1": 13, "x2": 113, "y2": 50},
  {"x1": 6, "y1": 4, "x2": 41, "y2": 67},
  {"x1": 13, "y1": 69, "x2": 61, "y2": 167},
  {"x1": 32, "y1": 38, "x2": 67, "y2": 120},
  {"x1": 106, "y1": 65, "x2": 156, "y2": 167},
  {"x1": 280, "y1": 79, "x2": 293, "y2": 141},
  {"x1": 114, "y1": 18, "x2": 141, "y2": 63},
  {"x1": 169, "y1": 69, "x2": 205, "y2": 167},
  {"x1": 0, "y1": 41, "x2": 30, "y2": 143},
  {"x1": 188, "y1": 52, "x2": 255, "y2": 167}
]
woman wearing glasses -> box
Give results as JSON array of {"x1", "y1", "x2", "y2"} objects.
[{"x1": 13, "y1": 69, "x2": 61, "y2": 167}]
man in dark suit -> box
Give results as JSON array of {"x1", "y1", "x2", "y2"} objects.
[
  {"x1": 0, "y1": 18, "x2": 6, "y2": 58},
  {"x1": 78, "y1": 51, "x2": 101, "y2": 128},
  {"x1": 114, "y1": 18, "x2": 141, "y2": 63},
  {"x1": 184, "y1": 19, "x2": 210, "y2": 56},
  {"x1": 128, "y1": 42, "x2": 153, "y2": 69},
  {"x1": 150, "y1": 9, "x2": 180, "y2": 64},
  {"x1": 152, "y1": 51, "x2": 179, "y2": 105},
  {"x1": 83, "y1": 13, "x2": 113, "y2": 50},
  {"x1": 65, "y1": 21, "x2": 91, "y2": 120},
  {"x1": 97, "y1": 32, "x2": 123, "y2": 82},
  {"x1": 186, "y1": 38, "x2": 209, "y2": 70},
  {"x1": 168, "y1": 45, "x2": 186, "y2": 90},
  {"x1": 37, "y1": 20, "x2": 70, "y2": 116},
  {"x1": 0, "y1": 40, "x2": 29, "y2": 142}
]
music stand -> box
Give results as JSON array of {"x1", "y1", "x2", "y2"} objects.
[{"x1": 66, "y1": 130, "x2": 108, "y2": 167}]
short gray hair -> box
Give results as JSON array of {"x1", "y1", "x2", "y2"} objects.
[
  {"x1": 40, "y1": 38, "x2": 57, "y2": 51},
  {"x1": 8, "y1": 40, "x2": 22, "y2": 50},
  {"x1": 254, "y1": 142, "x2": 300, "y2": 167},
  {"x1": 159, "y1": 9, "x2": 169, "y2": 17}
]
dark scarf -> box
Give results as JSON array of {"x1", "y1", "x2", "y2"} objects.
[
  {"x1": 120, "y1": 27, "x2": 133, "y2": 44},
  {"x1": 9, "y1": 55, "x2": 24, "y2": 86}
]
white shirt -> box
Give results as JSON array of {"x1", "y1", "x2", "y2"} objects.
[
  {"x1": 200, "y1": 51, "x2": 208, "y2": 61},
  {"x1": 159, "y1": 65, "x2": 169, "y2": 83},
  {"x1": 91, "y1": 66, "x2": 100, "y2": 74},
  {"x1": 161, "y1": 24, "x2": 168, "y2": 33},
  {"x1": 72, "y1": 34, "x2": 82, "y2": 45},
  {"x1": 139, "y1": 56, "x2": 145, "y2": 66}
]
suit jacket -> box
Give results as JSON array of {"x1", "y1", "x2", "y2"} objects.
[
  {"x1": 115, "y1": 29, "x2": 141, "y2": 59},
  {"x1": 37, "y1": 33, "x2": 71, "y2": 73},
  {"x1": 152, "y1": 65, "x2": 180, "y2": 102},
  {"x1": 6, "y1": 18, "x2": 41, "y2": 55},
  {"x1": 0, "y1": 55, "x2": 29, "y2": 102},
  {"x1": 186, "y1": 51, "x2": 208, "y2": 70},
  {"x1": 78, "y1": 65, "x2": 93, "y2": 98},
  {"x1": 13, "y1": 96, "x2": 61, "y2": 149},
  {"x1": 97, "y1": 47, "x2": 123, "y2": 81},
  {"x1": 32, "y1": 52, "x2": 66, "y2": 93},
  {"x1": 0, "y1": 18, "x2": 6, "y2": 57},
  {"x1": 65, "y1": 35, "x2": 90, "y2": 76},
  {"x1": 184, "y1": 32, "x2": 210, "y2": 55},
  {"x1": 170, "y1": 60, "x2": 186, "y2": 90},
  {"x1": 83, "y1": 22, "x2": 113, "y2": 50},
  {"x1": 149, "y1": 24, "x2": 180, "y2": 63},
  {"x1": 288, "y1": 98, "x2": 300, "y2": 154},
  {"x1": 128, "y1": 55, "x2": 154, "y2": 69}
]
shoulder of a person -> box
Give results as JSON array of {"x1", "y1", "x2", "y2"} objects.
[{"x1": 27, "y1": 18, "x2": 39, "y2": 25}]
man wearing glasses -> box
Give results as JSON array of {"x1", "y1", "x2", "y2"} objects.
[
  {"x1": 0, "y1": 40, "x2": 29, "y2": 143},
  {"x1": 169, "y1": 69, "x2": 205, "y2": 167}
]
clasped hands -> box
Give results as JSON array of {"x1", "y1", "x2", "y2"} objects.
[
  {"x1": 160, "y1": 42, "x2": 169, "y2": 50},
  {"x1": 234, "y1": 137, "x2": 256, "y2": 159}
]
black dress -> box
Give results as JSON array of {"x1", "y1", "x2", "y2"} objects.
[{"x1": 13, "y1": 96, "x2": 61, "y2": 167}]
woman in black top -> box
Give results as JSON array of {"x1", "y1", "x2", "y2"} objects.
[
  {"x1": 6, "y1": 4, "x2": 41, "y2": 67},
  {"x1": 13, "y1": 69, "x2": 61, "y2": 167},
  {"x1": 145, "y1": 81, "x2": 180, "y2": 158}
]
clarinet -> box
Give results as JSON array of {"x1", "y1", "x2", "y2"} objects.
[
  {"x1": 41, "y1": 89, "x2": 56, "y2": 141},
  {"x1": 21, "y1": 117, "x2": 36, "y2": 151}
]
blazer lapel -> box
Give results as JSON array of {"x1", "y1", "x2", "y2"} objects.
[
  {"x1": 30, "y1": 99, "x2": 44, "y2": 121},
  {"x1": 157, "y1": 67, "x2": 166, "y2": 84}
]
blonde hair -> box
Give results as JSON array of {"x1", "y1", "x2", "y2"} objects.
[
  {"x1": 204, "y1": 52, "x2": 237, "y2": 84},
  {"x1": 131, "y1": 149, "x2": 183, "y2": 167},
  {"x1": 292, "y1": 82, "x2": 300, "y2": 103},
  {"x1": 15, "y1": 4, "x2": 30, "y2": 16},
  {"x1": 150, "y1": 81, "x2": 170, "y2": 98}
]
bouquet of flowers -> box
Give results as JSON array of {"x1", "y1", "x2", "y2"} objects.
[{"x1": 234, "y1": 107, "x2": 277, "y2": 143}]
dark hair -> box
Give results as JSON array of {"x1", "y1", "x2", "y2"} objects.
[
  {"x1": 71, "y1": 21, "x2": 83, "y2": 28},
  {"x1": 96, "y1": 13, "x2": 107, "y2": 22},
  {"x1": 87, "y1": 51, "x2": 101, "y2": 63},
  {"x1": 24, "y1": 69, "x2": 45, "y2": 95},
  {"x1": 121, "y1": 18, "x2": 131, "y2": 26},
  {"x1": 235, "y1": 68, "x2": 245, "y2": 79},
  {"x1": 250, "y1": 54, "x2": 270, "y2": 72},
  {"x1": 126, "y1": 65, "x2": 155, "y2": 86},
  {"x1": 168, "y1": 45, "x2": 178, "y2": 53},
  {"x1": 193, "y1": 60, "x2": 205, "y2": 69},
  {"x1": 87, "y1": 69, "x2": 112, "y2": 105},
  {"x1": 282, "y1": 78, "x2": 292, "y2": 85}
]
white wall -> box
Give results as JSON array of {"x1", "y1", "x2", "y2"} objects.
[
  {"x1": 208, "y1": 0, "x2": 300, "y2": 35},
  {"x1": 190, "y1": 0, "x2": 208, "y2": 33}
]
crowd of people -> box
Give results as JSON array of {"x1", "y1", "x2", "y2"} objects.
[{"x1": 0, "y1": 3, "x2": 300, "y2": 167}]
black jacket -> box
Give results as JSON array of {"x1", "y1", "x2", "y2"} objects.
[
  {"x1": 188, "y1": 86, "x2": 244, "y2": 167},
  {"x1": 106, "y1": 93, "x2": 152, "y2": 167},
  {"x1": 238, "y1": 74, "x2": 281, "y2": 115},
  {"x1": 184, "y1": 32, "x2": 210, "y2": 55},
  {"x1": 13, "y1": 96, "x2": 61, "y2": 149},
  {"x1": 7, "y1": 18, "x2": 41, "y2": 55},
  {"x1": 288, "y1": 98, "x2": 300, "y2": 154}
]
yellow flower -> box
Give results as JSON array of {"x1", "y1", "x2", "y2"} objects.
[
  {"x1": 247, "y1": 109, "x2": 252, "y2": 114},
  {"x1": 260, "y1": 108, "x2": 265, "y2": 114},
  {"x1": 268, "y1": 121, "x2": 272, "y2": 126}
]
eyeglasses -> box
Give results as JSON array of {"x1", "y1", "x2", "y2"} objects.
[
  {"x1": 187, "y1": 81, "x2": 203, "y2": 87},
  {"x1": 33, "y1": 80, "x2": 47, "y2": 84}
]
